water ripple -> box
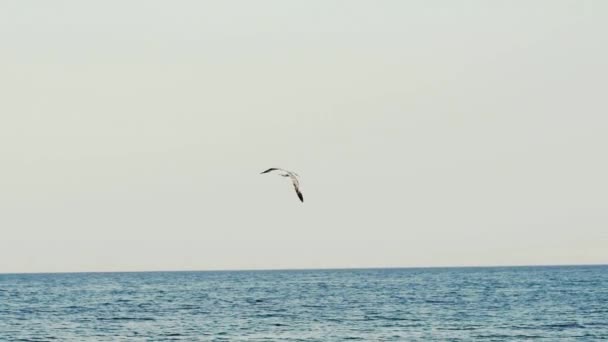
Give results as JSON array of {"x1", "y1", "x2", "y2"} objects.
[{"x1": 0, "y1": 266, "x2": 607, "y2": 340}]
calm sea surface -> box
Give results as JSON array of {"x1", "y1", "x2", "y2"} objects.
[{"x1": 1, "y1": 266, "x2": 607, "y2": 341}]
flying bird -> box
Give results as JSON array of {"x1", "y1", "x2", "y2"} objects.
[{"x1": 260, "y1": 168, "x2": 304, "y2": 202}]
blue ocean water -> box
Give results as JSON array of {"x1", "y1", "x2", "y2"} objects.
[{"x1": 1, "y1": 266, "x2": 607, "y2": 341}]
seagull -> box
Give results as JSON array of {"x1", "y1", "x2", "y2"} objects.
[{"x1": 260, "y1": 168, "x2": 304, "y2": 202}]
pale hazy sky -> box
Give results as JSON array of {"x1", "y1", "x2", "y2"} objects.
[{"x1": 1, "y1": 1, "x2": 607, "y2": 273}]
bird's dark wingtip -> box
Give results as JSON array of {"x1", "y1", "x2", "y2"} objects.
[{"x1": 260, "y1": 168, "x2": 277, "y2": 174}]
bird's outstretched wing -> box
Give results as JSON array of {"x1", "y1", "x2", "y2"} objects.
[
  {"x1": 293, "y1": 181, "x2": 304, "y2": 202},
  {"x1": 260, "y1": 168, "x2": 283, "y2": 174}
]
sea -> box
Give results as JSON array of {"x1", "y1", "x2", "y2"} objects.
[{"x1": 1, "y1": 265, "x2": 607, "y2": 341}]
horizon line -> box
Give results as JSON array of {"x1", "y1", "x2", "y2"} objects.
[{"x1": 1, "y1": 262, "x2": 606, "y2": 276}]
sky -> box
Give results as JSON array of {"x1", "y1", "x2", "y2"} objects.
[{"x1": 1, "y1": 1, "x2": 607, "y2": 273}]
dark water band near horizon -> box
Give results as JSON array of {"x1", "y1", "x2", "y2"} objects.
[{"x1": 1, "y1": 265, "x2": 607, "y2": 341}]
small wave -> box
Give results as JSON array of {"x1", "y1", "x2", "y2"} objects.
[
  {"x1": 510, "y1": 334, "x2": 545, "y2": 339},
  {"x1": 585, "y1": 321, "x2": 608, "y2": 327},
  {"x1": 177, "y1": 304, "x2": 198, "y2": 309},
  {"x1": 255, "y1": 313, "x2": 286, "y2": 318},
  {"x1": 246, "y1": 298, "x2": 266, "y2": 304},
  {"x1": 543, "y1": 322, "x2": 585, "y2": 329},
  {"x1": 474, "y1": 334, "x2": 513, "y2": 339},
  {"x1": 424, "y1": 299, "x2": 453, "y2": 304},
  {"x1": 98, "y1": 317, "x2": 156, "y2": 322},
  {"x1": 439, "y1": 326, "x2": 479, "y2": 331},
  {"x1": 162, "y1": 333, "x2": 183, "y2": 337},
  {"x1": 512, "y1": 324, "x2": 540, "y2": 330},
  {"x1": 589, "y1": 309, "x2": 608, "y2": 314},
  {"x1": 365, "y1": 315, "x2": 412, "y2": 321}
]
